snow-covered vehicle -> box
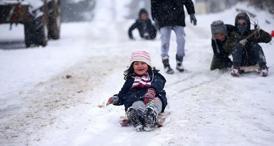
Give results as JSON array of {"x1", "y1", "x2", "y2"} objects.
[{"x1": 0, "y1": 0, "x2": 61, "y2": 47}]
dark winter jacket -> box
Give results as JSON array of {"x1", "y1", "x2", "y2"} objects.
[
  {"x1": 151, "y1": 0, "x2": 195, "y2": 28},
  {"x1": 113, "y1": 69, "x2": 167, "y2": 112},
  {"x1": 128, "y1": 19, "x2": 157, "y2": 40},
  {"x1": 232, "y1": 12, "x2": 272, "y2": 45},
  {"x1": 210, "y1": 24, "x2": 236, "y2": 70},
  {"x1": 211, "y1": 24, "x2": 237, "y2": 57},
  {"x1": 230, "y1": 12, "x2": 272, "y2": 67}
]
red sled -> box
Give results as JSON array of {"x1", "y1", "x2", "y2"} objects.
[{"x1": 272, "y1": 30, "x2": 274, "y2": 37}]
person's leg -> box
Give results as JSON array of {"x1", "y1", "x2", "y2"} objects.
[
  {"x1": 248, "y1": 43, "x2": 267, "y2": 67},
  {"x1": 248, "y1": 43, "x2": 268, "y2": 76},
  {"x1": 144, "y1": 97, "x2": 162, "y2": 130},
  {"x1": 160, "y1": 26, "x2": 171, "y2": 58},
  {"x1": 160, "y1": 26, "x2": 174, "y2": 74},
  {"x1": 223, "y1": 56, "x2": 233, "y2": 68},
  {"x1": 173, "y1": 26, "x2": 185, "y2": 57},
  {"x1": 232, "y1": 45, "x2": 244, "y2": 67},
  {"x1": 173, "y1": 26, "x2": 185, "y2": 72},
  {"x1": 210, "y1": 55, "x2": 223, "y2": 70},
  {"x1": 146, "y1": 98, "x2": 162, "y2": 114},
  {"x1": 231, "y1": 44, "x2": 245, "y2": 76},
  {"x1": 127, "y1": 101, "x2": 146, "y2": 131},
  {"x1": 210, "y1": 55, "x2": 232, "y2": 70}
]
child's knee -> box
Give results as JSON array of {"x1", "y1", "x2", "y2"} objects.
[
  {"x1": 130, "y1": 101, "x2": 146, "y2": 112},
  {"x1": 146, "y1": 98, "x2": 162, "y2": 114}
]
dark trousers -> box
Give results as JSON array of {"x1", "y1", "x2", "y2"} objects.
[
  {"x1": 142, "y1": 29, "x2": 157, "y2": 40},
  {"x1": 232, "y1": 43, "x2": 267, "y2": 68},
  {"x1": 210, "y1": 55, "x2": 232, "y2": 70}
]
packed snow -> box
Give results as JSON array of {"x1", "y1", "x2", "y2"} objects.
[{"x1": 0, "y1": 1, "x2": 274, "y2": 146}]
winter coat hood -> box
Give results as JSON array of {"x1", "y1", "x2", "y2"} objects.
[
  {"x1": 235, "y1": 12, "x2": 251, "y2": 31},
  {"x1": 138, "y1": 8, "x2": 149, "y2": 19}
]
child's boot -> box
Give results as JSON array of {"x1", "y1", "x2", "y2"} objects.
[
  {"x1": 127, "y1": 108, "x2": 144, "y2": 131},
  {"x1": 144, "y1": 107, "x2": 157, "y2": 131},
  {"x1": 259, "y1": 65, "x2": 268, "y2": 77},
  {"x1": 231, "y1": 66, "x2": 240, "y2": 77}
]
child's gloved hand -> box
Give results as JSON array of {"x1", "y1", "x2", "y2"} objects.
[
  {"x1": 239, "y1": 39, "x2": 248, "y2": 46},
  {"x1": 144, "y1": 88, "x2": 156, "y2": 104},
  {"x1": 106, "y1": 95, "x2": 119, "y2": 105}
]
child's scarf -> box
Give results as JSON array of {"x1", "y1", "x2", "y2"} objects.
[{"x1": 132, "y1": 73, "x2": 151, "y2": 89}]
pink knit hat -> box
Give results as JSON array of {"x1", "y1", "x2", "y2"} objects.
[{"x1": 130, "y1": 51, "x2": 151, "y2": 67}]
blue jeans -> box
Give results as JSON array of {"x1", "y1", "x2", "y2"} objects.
[{"x1": 160, "y1": 26, "x2": 186, "y2": 59}]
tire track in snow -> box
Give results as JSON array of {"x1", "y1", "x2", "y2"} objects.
[{"x1": 167, "y1": 71, "x2": 224, "y2": 97}]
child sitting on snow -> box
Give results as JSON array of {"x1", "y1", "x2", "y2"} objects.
[
  {"x1": 128, "y1": 8, "x2": 157, "y2": 40},
  {"x1": 107, "y1": 51, "x2": 167, "y2": 131}
]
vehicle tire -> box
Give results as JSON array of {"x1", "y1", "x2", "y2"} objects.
[
  {"x1": 24, "y1": 16, "x2": 48, "y2": 48},
  {"x1": 24, "y1": 23, "x2": 34, "y2": 48},
  {"x1": 48, "y1": 0, "x2": 61, "y2": 39},
  {"x1": 34, "y1": 14, "x2": 48, "y2": 47}
]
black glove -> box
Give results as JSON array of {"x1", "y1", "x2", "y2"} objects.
[{"x1": 190, "y1": 14, "x2": 197, "y2": 26}]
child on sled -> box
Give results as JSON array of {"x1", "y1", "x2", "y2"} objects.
[{"x1": 107, "y1": 51, "x2": 167, "y2": 131}]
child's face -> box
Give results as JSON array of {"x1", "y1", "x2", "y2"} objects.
[
  {"x1": 133, "y1": 61, "x2": 149, "y2": 76},
  {"x1": 140, "y1": 13, "x2": 148, "y2": 21},
  {"x1": 213, "y1": 32, "x2": 225, "y2": 41}
]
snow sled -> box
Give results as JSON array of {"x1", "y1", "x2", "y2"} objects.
[
  {"x1": 119, "y1": 112, "x2": 170, "y2": 128},
  {"x1": 239, "y1": 65, "x2": 259, "y2": 73}
]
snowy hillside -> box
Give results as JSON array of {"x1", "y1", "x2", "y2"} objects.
[{"x1": 0, "y1": 1, "x2": 274, "y2": 146}]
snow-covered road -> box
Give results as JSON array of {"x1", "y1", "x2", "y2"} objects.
[{"x1": 1, "y1": 1, "x2": 274, "y2": 146}]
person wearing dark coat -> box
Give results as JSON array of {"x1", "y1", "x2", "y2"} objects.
[
  {"x1": 230, "y1": 12, "x2": 272, "y2": 77},
  {"x1": 107, "y1": 51, "x2": 167, "y2": 131},
  {"x1": 128, "y1": 8, "x2": 157, "y2": 40},
  {"x1": 210, "y1": 20, "x2": 237, "y2": 70},
  {"x1": 151, "y1": 0, "x2": 197, "y2": 74}
]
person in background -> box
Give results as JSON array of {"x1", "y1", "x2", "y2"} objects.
[
  {"x1": 151, "y1": 0, "x2": 197, "y2": 74},
  {"x1": 128, "y1": 8, "x2": 157, "y2": 40},
  {"x1": 230, "y1": 12, "x2": 272, "y2": 77},
  {"x1": 210, "y1": 20, "x2": 236, "y2": 70}
]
